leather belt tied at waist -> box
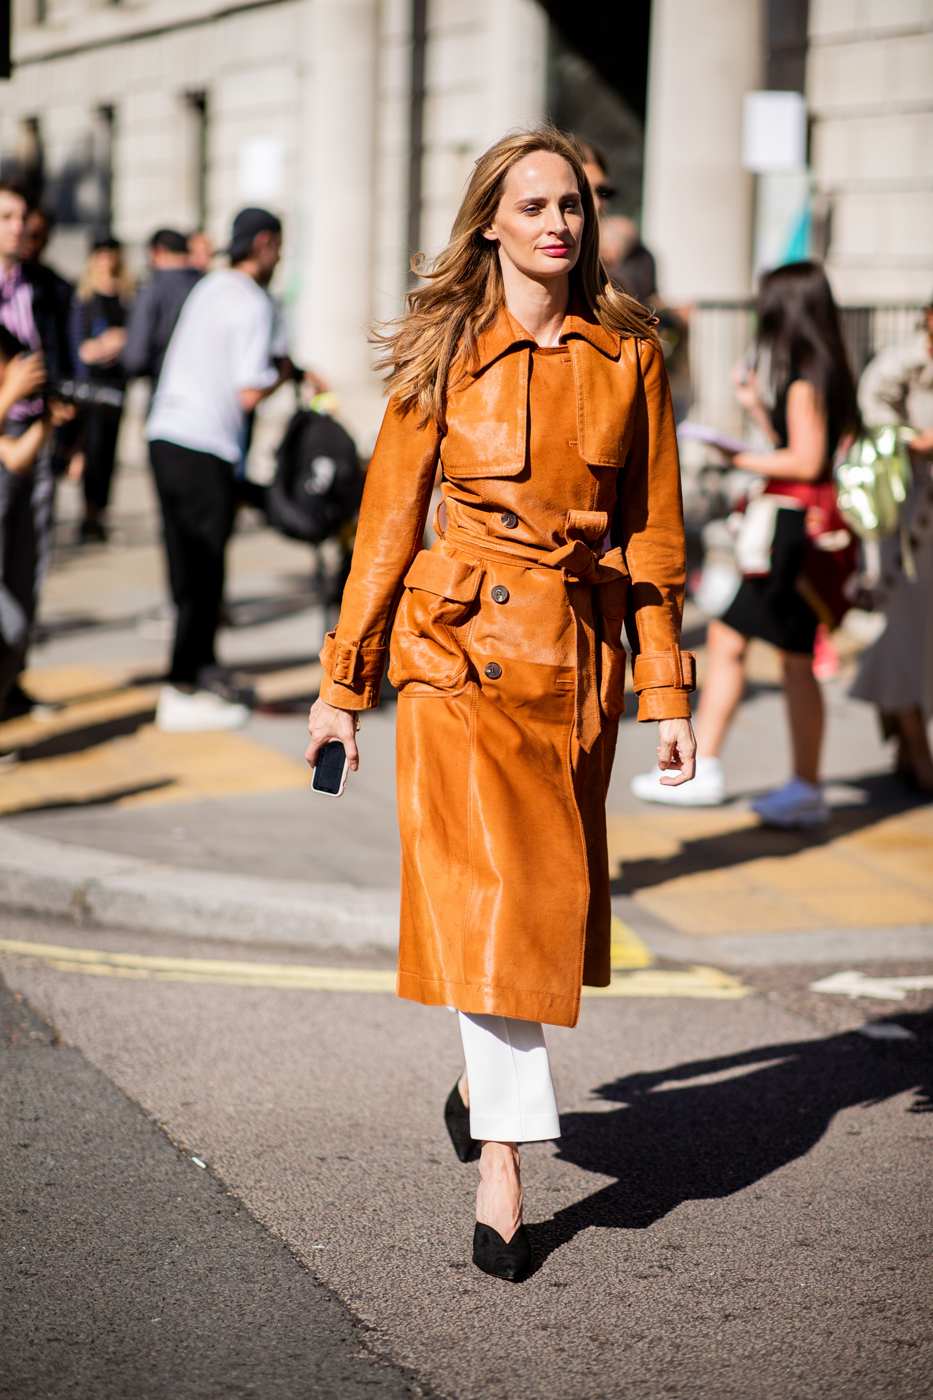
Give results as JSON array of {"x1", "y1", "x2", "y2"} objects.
[{"x1": 443, "y1": 516, "x2": 627, "y2": 749}]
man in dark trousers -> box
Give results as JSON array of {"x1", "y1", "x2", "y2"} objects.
[
  {"x1": 0, "y1": 182, "x2": 74, "y2": 720},
  {"x1": 145, "y1": 208, "x2": 285, "y2": 732},
  {"x1": 122, "y1": 228, "x2": 201, "y2": 390}
]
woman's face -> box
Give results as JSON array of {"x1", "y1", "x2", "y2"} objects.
[
  {"x1": 483, "y1": 152, "x2": 584, "y2": 283},
  {"x1": 92, "y1": 247, "x2": 119, "y2": 283}
]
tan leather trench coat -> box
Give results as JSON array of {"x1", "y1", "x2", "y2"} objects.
[{"x1": 320, "y1": 304, "x2": 695, "y2": 1028}]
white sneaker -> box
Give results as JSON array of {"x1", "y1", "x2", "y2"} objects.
[
  {"x1": 155, "y1": 685, "x2": 250, "y2": 733},
  {"x1": 750, "y1": 777, "x2": 828, "y2": 829},
  {"x1": 630, "y1": 754, "x2": 725, "y2": 806}
]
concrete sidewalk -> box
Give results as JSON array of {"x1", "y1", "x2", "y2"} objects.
[{"x1": 1, "y1": 455, "x2": 932, "y2": 969}]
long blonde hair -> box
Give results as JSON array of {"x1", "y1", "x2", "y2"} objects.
[
  {"x1": 77, "y1": 243, "x2": 134, "y2": 305},
  {"x1": 373, "y1": 126, "x2": 657, "y2": 429}
]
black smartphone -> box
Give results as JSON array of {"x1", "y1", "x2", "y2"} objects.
[{"x1": 311, "y1": 739, "x2": 349, "y2": 797}]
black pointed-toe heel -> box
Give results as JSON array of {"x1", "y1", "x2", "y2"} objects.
[
  {"x1": 444, "y1": 1080, "x2": 480, "y2": 1163},
  {"x1": 472, "y1": 1221, "x2": 531, "y2": 1281}
]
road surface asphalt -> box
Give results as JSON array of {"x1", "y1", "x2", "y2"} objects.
[{"x1": 2, "y1": 909, "x2": 931, "y2": 1400}]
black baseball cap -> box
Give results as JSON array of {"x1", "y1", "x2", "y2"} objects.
[
  {"x1": 91, "y1": 229, "x2": 121, "y2": 251},
  {"x1": 226, "y1": 207, "x2": 282, "y2": 263}
]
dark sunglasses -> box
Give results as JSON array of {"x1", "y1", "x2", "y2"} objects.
[{"x1": 594, "y1": 184, "x2": 617, "y2": 201}]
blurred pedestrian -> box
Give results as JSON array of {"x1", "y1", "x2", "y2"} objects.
[
  {"x1": 0, "y1": 183, "x2": 71, "y2": 389},
  {"x1": 850, "y1": 297, "x2": 933, "y2": 793},
  {"x1": 0, "y1": 181, "x2": 74, "y2": 719},
  {"x1": 577, "y1": 141, "x2": 658, "y2": 303},
  {"x1": 578, "y1": 139, "x2": 615, "y2": 217},
  {"x1": 122, "y1": 228, "x2": 201, "y2": 391},
  {"x1": 633, "y1": 261, "x2": 860, "y2": 827},
  {"x1": 187, "y1": 230, "x2": 214, "y2": 274},
  {"x1": 578, "y1": 144, "x2": 690, "y2": 420},
  {"x1": 69, "y1": 233, "x2": 132, "y2": 542},
  {"x1": 0, "y1": 328, "x2": 55, "y2": 719},
  {"x1": 20, "y1": 206, "x2": 79, "y2": 482},
  {"x1": 20, "y1": 206, "x2": 73, "y2": 315},
  {"x1": 305, "y1": 128, "x2": 695, "y2": 1280},
  {"x1": 145, "y1": 207, "x2": 285, "y2": 731}
]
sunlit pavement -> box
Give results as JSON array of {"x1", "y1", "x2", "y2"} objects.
[{"x1": 1, "y1": 455, "x2": 932, "y2": 1397}]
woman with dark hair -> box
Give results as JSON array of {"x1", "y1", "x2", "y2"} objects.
[
  {"x1": 634, "y1": 260, "x2": 860, "y2": 826},
  {"x1": 304, "y1": 126, "x2": 696, "y2": 1280}
]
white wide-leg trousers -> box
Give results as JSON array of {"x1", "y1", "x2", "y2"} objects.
[{"x1": 457, "y1": 1011, "x2": 560, "y2": 1143}]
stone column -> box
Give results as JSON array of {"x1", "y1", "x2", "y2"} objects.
[
  {"x1": 295, "y1": 0, "x2": 382, "y2": 445},
  {"x1": 642, "y1": 0, "x2": 763, "y2": 302}
]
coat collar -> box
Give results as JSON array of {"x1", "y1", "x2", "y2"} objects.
[
  {"x1": 560, "y1": 297, "x2": 622, "y2": 359},
  {"x1": 469, "y1": 296, "x2": 621, "y2": 374}
]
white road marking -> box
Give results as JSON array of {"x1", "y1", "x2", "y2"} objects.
[{"x1": 810, "y1": 970, "x2": 933, "y2": 1001}]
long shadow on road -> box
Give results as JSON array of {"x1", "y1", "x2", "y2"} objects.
[
  {"x1": 528, "y1": 1012, "x2": 933, "y2": 1273},
  {"x1": 611, "y1": 773, "x2": 929, "y2": 895}
]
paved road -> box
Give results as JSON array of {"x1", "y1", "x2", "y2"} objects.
[
  {"x1": 2, "y1": 911, "x2": 931, "y2": 1400},
  {"x1": 0, "y1": 972, "x2": 424, "y2": 1400}
]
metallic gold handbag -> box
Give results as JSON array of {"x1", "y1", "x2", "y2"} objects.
[{"x1": 833, "y1": 425, "x2": 913, "y2": 541}]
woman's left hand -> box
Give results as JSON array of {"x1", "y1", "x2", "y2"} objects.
[
  {"x1": 731, "y1": 361, "x2": 759, "y2": 414},
  {"x1": 657, "y1": 717, "x2": 697, "y2": 785}
]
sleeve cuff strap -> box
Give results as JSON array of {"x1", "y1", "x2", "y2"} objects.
[
  {"x1": 632, "y1": 647, "x2": 697, "y2": 694},
  {"x1": 320, "y1": 631, "x2": 387, "y2": 707},
  {"x1": 637, "y1": 688, "x2": 693, "y2": 722}
]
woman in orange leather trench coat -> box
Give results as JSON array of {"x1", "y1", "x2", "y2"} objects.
[{"x1": 306, "y1": 128, "x2": 697, "y2": 1281}]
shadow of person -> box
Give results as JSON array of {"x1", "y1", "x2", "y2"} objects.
[
  {"x1": 527, "y1": 1012, "x2": 932, "y2": 1273},
  {"x1": 610, "y1": 775, "x2": 928, "y2": 897}
]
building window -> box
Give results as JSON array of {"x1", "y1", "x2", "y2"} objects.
[
  {"x1": 94, "y1": 104, "x2": 115, "y2": 231},
  {"x1": 185, "y1": 91, "x2": 209, "y2": 231}
]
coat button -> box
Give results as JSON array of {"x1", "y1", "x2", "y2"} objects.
[
  {"x1": 491, "y1": 585, "x2": 510, "y2": 604},
  {"x1": 484, "y1": 662, "x2": 502, "y2": 680},
  {"x1": 500, "y1": 511, "x2": 518, "y2": 529}
]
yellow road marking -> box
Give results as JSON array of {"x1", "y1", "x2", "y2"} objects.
[
  {"x1": 609, "y1": 915, "x2": 653, "y2": 969},
  {"x1": 0, "y1": 686, "x2": 160, "y2": 753},
  {"x1": 20, "y1": 664, "x2": 150, "y2": 706},
  {"x1": 583, "y1": 965, "x2": 749, "y2": 999},
  {"x1": 0, "y1": 724, "x2": 310, "y2": 815},
  {"x1": 0, "y1": 939, "x2": 397, "y2": 991},
  {"x1": 0, "y1": 938, "x2": 749, "y2": 998}
]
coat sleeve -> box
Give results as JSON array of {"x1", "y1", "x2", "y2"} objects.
[
  {"x1": 121, "y1": 283, "x2": 157, "y2": 379},
  {"x1": 617, "y1": 339, "x2": 695, "y2": 722},
  {"x1": 857, "y1": 342, "x2": 914, "y2": 427},
  {"x1": 319, "y1": 395, "x2": 442, "y2": 710}
]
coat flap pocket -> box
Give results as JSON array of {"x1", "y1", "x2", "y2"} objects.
[{"x1": 404, "y1": 549, "x2": 483, "y2": 604}]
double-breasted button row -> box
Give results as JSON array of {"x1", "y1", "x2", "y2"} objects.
[
  {"x1": 484, "y1": 662, "x2": 502, "y2": 680},
  {"x1": 500, "y1": 511, "x2": 519, "y2": 529},
  {"x1": 491, "y1": 584, "x2": 510, "y2": 604}
]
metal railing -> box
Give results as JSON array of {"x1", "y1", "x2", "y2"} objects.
[{"x1": 687, "y1": 301, "x2": 925, "y2": 441}]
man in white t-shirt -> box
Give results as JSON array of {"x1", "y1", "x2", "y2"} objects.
[{"x1": 146, "y1": 207, "x2": 284, "y2": 731}]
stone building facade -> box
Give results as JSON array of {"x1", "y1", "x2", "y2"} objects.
[
  {"x1": 643, "y1": 0, "x2": 932, "y2": 307},
  {"x1": 2, "y1": 0, "x2": 547, "y2": 443},
  {"x1": 1, "y1": 1, "x2": 929, "y2": 441},
  {"x1": 808, "y1": 0, "x2": 933, "y2": 305}
]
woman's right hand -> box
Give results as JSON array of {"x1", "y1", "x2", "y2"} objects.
[
  {"x1": 305, "y1": 698, "x2": 360, "y2": 772},
  {"x1": 5, "y1": 351, "x2": 46, "y2": 400}
]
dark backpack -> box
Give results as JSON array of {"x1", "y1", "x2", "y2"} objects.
[{"x1": 266, "y1": 409, "x2": 363, "y2": 545}]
